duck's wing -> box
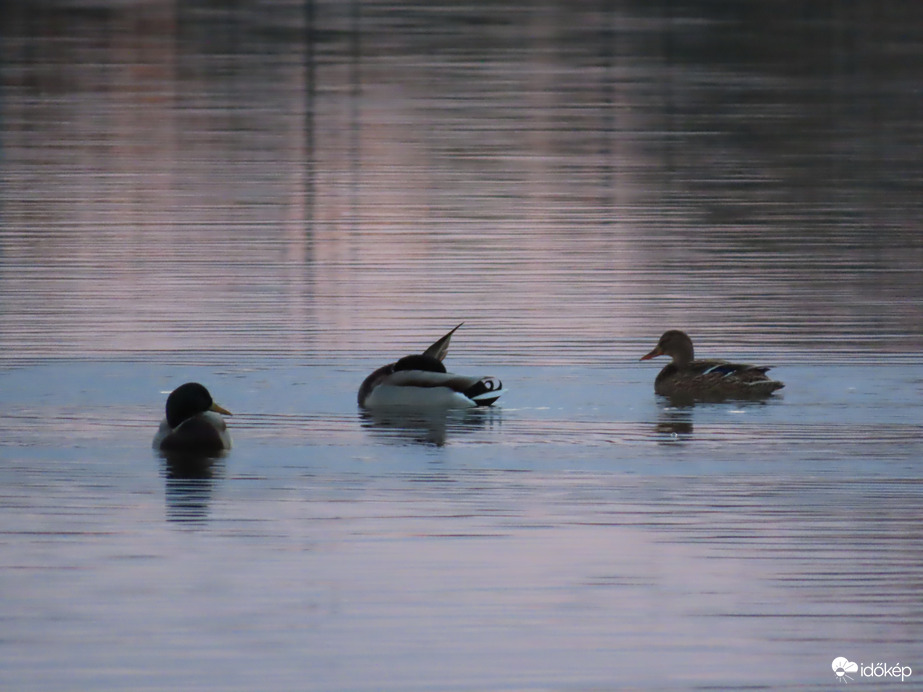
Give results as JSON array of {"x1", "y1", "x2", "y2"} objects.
[
  {"x1": 358, "y1": 362, "x2": 395, "y2": 407},
  {"x1": 691, "y1": 359, "x2": 773, "y2": 377},
  {"x1": 152, "y1": 418, "x2": 173, "y2": 449},
  {"x1": 421, "y1": 322, "x2": 464, "y2": 362},
  {"x1": 690, "y1": 359, "x2": 784, "y2": 391},
  {"x1": 364, "y1": 369, "x2": 504, "y2": 408},
  {"x1": 386, "y1": 369, "x2": 487, "y2": 390}
]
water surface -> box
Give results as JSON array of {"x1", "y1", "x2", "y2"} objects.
[{"x1": 1, "y1": 2, "x2": 922, "y2": 690}]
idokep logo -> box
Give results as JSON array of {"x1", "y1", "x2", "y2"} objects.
[
  {"x1": 832, "y1": 657, "x2": 912, "y2": 684},
  {"x1": 832, "y1": 658, "x2": 859, "y2": 683}
]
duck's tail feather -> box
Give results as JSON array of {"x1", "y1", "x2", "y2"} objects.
[
  {"x1": 422, "y1": 323, "x2": 464, "y2": 362},
  {"x1": 746, "y1": 379, "x2": 785, "y2": 394},
  {"x1": 463, "y1": 376, "x2": 504, "y2": 406}
]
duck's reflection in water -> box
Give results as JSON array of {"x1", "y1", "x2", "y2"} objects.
[
  {"x1": 653, "y1": 404, "x2": 694, "y2": 443},
  {"x1": 159, "y1": 451, "x2": 226, "y2": 524},
  {"x1": 360, "y1": 407, "x2": 501, "y2": 447}
]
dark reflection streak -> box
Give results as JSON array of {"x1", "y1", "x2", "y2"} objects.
[
  {"x1": 599, "y1": 1, "x2": 617, "y2": 212},
  {"x1": 230, "y1": 1, "x2": 245, "y2": 140},
  {"x1": 175, "y1": 2, "x2": 193, "y2": 201},
  {"x1": 658, "y1": 0, "x2": 678, "y2": 187},
  {"x1": 360, "y1": 408, "x2": 502, "y2": 449},
  {"x1": 653, "y1": 405, "x2": 694, "y2": 444},
  {"x1": 303, "y1": 0, "x2": 316, "y2": 219},
  {"x1": 349, "y1": 0, "x2": 361, "y2": 230},
  {"x1": 164, "y1": 478, "x2": 212, "y2": 524},
  {"x1": 361, "y1": 410, "x2": 451, "y2": 448},
  {"x1": 825, "y1": 4, "x2": 843, "y2": 204},
  {"x1": 857, "y1": 3, "x2": 884, "y2": 225},
  {"x1": 840, "y1": 5, "x2": 867, "y2": 204},
  {"x1": 871, "y1": 5, "x2": 890, "y2": 213},
  {"x1": 160, "y1": 453, "x2": 224, "y2": 525}
]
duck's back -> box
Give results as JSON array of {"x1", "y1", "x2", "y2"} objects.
[{"x1": 655, "y1": 359, "x2": 783, "y2": 398}]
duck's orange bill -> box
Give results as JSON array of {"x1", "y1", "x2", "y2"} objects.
[
  {"x1": 640, "y1": 347, "x2": 662, "y2": 361},
  {"x1": 210, "y1": 402, "x2": 233, "y2": 416}
]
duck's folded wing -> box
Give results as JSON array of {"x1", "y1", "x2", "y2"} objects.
[
  {"x1": 693, "y1": 360, "x2": 765, "y2": 377},
  {"x1": 358, "y1": 363, "x2": 395, "y2": 406},
  {"x1": 386, "y1": 369, "x2": 487, "y2": 390},
  {"x1": 693, "y1": 360, "x2": 783, "y2": 390},
  {"x1": 152, "y1": 418, "x2": 173, "y2": 449},
  {"x1": 368, "y1": 369, "x2": 504, "y2": 408}
]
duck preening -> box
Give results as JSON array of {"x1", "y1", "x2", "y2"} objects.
[
  {"x1": 640, "y1": 330, "x2": 783, "y2": 400},
  {"x1": 153, "y1": 382, "x2": 232, "y2": 453},
  {"x1": 358, "y1": 323, "x2": 504, "y2": 409}
]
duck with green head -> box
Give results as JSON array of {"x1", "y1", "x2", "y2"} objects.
[
  {"x1": 640, "y1": 330, "x2": 783, "y2": 400},
  {"x1": 153, "y1": 382, "x2": 232, "y2": 453}
]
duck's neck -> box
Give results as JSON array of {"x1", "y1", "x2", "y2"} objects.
[{"x1": 670, "y1": 345, "x2": 694, "y2": 369}]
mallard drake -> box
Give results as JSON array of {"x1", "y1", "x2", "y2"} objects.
[
  {"x1": 358, "y1": 323, "x2": 504, "y2": 409},
  {"x1": 153, "y1": 382, "x2": 232, "y2": 453},
  {"x1": 640, "y1": 330, "x2": 783, "y2": 400}
]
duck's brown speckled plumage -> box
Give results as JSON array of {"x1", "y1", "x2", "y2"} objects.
[{"x1": 641, "y1": 330, "x2": 783, "y2": 400}]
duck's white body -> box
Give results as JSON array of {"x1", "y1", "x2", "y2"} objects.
[
  {"x1": 362, "y1": 370, "x2": 503, "y2": 409},
  {"x1": 358, "y1": 324, "x2": 504, "y2": 410}
]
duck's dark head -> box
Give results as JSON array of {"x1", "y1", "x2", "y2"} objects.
[
  {"x1": 640, "y1": 330, "x2": 695, "y2": 367},
  {"x1": 165, "y1": 382, "x2": 231, "y2": 428}
]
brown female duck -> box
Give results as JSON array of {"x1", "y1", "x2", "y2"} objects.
[{"x1": 640, "y1": 330, "x2": 783, "y2": 400}]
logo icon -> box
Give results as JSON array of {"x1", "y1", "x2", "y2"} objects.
[{"x1": 833, "y1": 657, "x2": 859, "y2": 683}]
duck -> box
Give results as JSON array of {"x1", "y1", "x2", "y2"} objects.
[
  {"x1": 640, "y1": 330, "x2": 783, "y2": 400},
  {"x1": 153, "y1": 382, "x2": 232, "y2": 453},
  {"x1": 358, "y1": 323, "x2": 504, "y2": 409}
]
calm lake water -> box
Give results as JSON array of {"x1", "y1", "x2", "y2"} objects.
[{"x1": 2, "y1": 2, "x2": 922, "y2": 690}]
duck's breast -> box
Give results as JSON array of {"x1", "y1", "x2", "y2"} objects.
[{"x1": 154, "y1": 412, "x2": 231, "y2": 452}]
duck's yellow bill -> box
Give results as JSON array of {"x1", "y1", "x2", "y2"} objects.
[{"x1": 210, "y1": 402, "x2": 232, "y2": 416}]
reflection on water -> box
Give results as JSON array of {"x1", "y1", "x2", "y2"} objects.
[
  {"x1": 2, "y1": 2, "x2": 923, "y2": 691},
  {"x1": 652, "y1": 405, "x2": 694, "y2": 442},
  {"x1": 161, "y1": 453, "x2": 225, "y2": 523},
  {"x1": 2, "y1": 1, "x2": 922, "y2": 365},
  {"x1": 359, "y1": 407, "x2": 502, "y2": 447}
]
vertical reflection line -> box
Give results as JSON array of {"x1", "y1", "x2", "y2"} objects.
[
  {"x1": 303, "y1": 0, "x2": 315, "y2": 222},
  {"x1": 0, "y1": 6, "x2": 7, "y2": 197},
  {"x1": 349, "y1": 0, "x2": 361, "y2": 230},
  {"x1": 864, "y1": 1, "x2": 883, "y2": 225},
  {"x1": 230, "y1": 1, "x2": 245, "y2": 150},
  {"x1": 658, "y1": 0, "x2": 677, "y2": 189},
  {"x1": 600, "y1": 0, "x2": 617, "y2": 213},
  {"x1": 836, "y1": 1, "x2": 855, "y2": 214}
]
